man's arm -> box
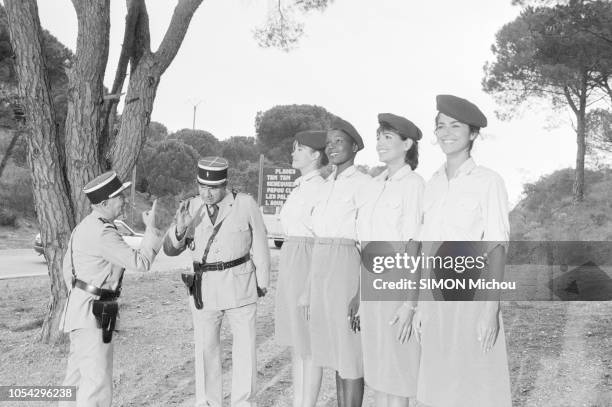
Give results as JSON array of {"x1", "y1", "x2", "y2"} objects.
[
  {"x1": 99, "y1": 224, "x2": 163, "y2": 272},
  {"x1": 245, "y1": 195, "x2": 271, "y2": 289}
]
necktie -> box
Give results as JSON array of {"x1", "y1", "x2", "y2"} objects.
[{"x1": 207, "y1": 204, "x2": 219, "y2": 224}]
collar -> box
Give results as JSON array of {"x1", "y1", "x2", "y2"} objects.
[
  {"x1": 329, "y1": 165, "x2": 358, "y2": 180},
  {"x1": 434, "y1": 157, "x2": 477, "y2": 179},
  {"x1": 294, "y1": 169, "x2": 320, "y2": 186},
  {"x1": 377, "y1": 165, "x2": 413, "y2": 182}
]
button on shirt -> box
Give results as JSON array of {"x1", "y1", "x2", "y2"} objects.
[
  {"x1": 419, "y1": 158, "x2": 510, "y2": 248},
  {"x1": 279, "y1": 170, "x2": 325, "y2": 237},
  {"x1": 357, "y1": 165, "x2": 424, "y2": 241},
  {"x1": 311, "y1": 165, "x2": 371, "y2": 240}
]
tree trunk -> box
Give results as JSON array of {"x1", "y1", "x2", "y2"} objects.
[
  {"x1": 64, "y1": 0, "x2": 110, "y2": 222},
  {"x1": 5, "y1": 0, "x2": 75, "y2": 344},
  {"x1": 0, "y1": 129, "x2": 21, "y2": 180},
  {"x1": 572, "y1": 73, "x2": 588, "y2": 203}
]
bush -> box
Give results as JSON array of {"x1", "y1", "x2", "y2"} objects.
[
  {"x1": 0, "y1": 207, "x2": 17, "y2": 227},
  {"x1": 0, "y1": 165, "x2": 35, "y2": 218}
]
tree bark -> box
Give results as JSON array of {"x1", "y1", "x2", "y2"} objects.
[
  {"x1": 64, "y1": 0, "x2": 110, "y2": 222},
  {"x1": 111, "y1": 0, "x2": 204, "y2": 179},
  {"x1": 5, "y1": 0, "x2": 75, "y2": 344},
  {"x1": 0, "y1": 129, "x2": 22, "y2": 180},
  {"x1": 573, "y1": 73, "x2": 588, "y2": 203}
]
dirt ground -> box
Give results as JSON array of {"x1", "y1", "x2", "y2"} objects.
[
  {"x1": 1, "y1": 250, "x2": 611, "y2": 406},
  {"x1": 0, "y1": 221, "x2": 38, "y2": 250}
]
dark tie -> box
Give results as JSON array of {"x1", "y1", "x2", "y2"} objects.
[{"x1": 207, "y1": 204, "x2": 219, "y2": 224}]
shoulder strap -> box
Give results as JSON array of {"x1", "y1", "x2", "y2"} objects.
[{"x1": 201, "y1": 219, "x2": 225, "y2": 264}]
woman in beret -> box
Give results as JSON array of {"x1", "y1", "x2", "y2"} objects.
[
  {"x1": 356, "y1": 113, "x2": 424, "y2": 407},
  {"x1": 414, "y1": 95, "x2": 512, "y2": 407},
  {"x1": 274, "y1": 130, "x2": 327, "y2": 407},
  {"x1": 306, "y1": 117, "x2": 371, "y2": 406}
]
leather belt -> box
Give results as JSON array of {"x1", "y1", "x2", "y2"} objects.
[
  {"x1": 73, "y1": 278, "x2": 121, "y2": 300},
  {"x1": 193, "y1": 253, "x2": 250, "y2": 272}
]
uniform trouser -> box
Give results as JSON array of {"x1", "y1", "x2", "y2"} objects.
[
  {"x1": 192, "y1": 302, "x2": 257, "y2": 407},
  {"x1": 59, "y1": 328, "x2": 113, "y2": 407}
]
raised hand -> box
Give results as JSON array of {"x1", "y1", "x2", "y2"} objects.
[{"x1": 142, "y1": 199, "x2": 158, "y2": 229}]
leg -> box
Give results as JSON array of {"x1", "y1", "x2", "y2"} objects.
[
  {"x1": 193, "y1": 307, "x2": 224, "y2": 407},
  {"x1": 301, "y1": 356, "x2": 322, "y2": 407},
  {"x1": 335, "y1": 371, "x2": 345, "y2": 407},
  {"x1": 226, "y1": 303, "x2": 257, "y2": 407},
  {"x1": 291, "y1": 350, "x2": 304, "y2": 407},
  {"x1": 67, "y1": 328, "x2": 114, "y2": 407},
  {"x1": 340, "y1": 376, "x2": 364, "y2": 407}
]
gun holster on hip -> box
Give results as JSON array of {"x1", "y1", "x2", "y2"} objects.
[
  {"x1": 182, "y1": 271, "x2": 203, "y2": 309},
  {"x1": 92, "y1": 300, "x2": 119, "y2": 343}
]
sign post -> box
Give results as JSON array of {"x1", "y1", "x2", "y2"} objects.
[{"x1": 261, "y1": 167, "x2": 299, "y2": 209}]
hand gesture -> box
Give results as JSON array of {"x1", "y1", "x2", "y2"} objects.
[
  {"x1": 142, "y1": 199, "x2": 158, "y2": 229},
  {"x1": 347, "y1": 293, "x2": 360, "y2": 333},
  {"x1": 476, "y1": 303, "x2": 500, "y2": 353},
  {"x1": 389, "y1": 303, "x2": 415, "y2": 344},
  {"x1": 176, "y1": 199, "x2": 193, "y2": 235},
  {"x1": 297, "y1": 290, "x2": 310, "y2": 321}
]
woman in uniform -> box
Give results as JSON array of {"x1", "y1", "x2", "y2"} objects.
[
  {"x1": 275, "y1": 130, "x2": 327, "y2": 407},
  {"x1": 415, "y1": 95, "x2": 512, "y2": 407},
  {"x1": 307, "y1": 117, "x2": 371, "y2": 407},
  {"x1": 357, "y1": 113, "x2": 424, "y2": 407}
]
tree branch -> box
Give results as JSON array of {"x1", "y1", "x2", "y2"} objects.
[
  {"x1": 564, "y1": 85, "x2": 579, "y2": 114},
  {"x1": 154, "y1": 0, "x2": 204, "y2": 74}
]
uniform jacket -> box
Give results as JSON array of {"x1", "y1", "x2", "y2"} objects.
[
  {"x1": 163, "y1": 191, "x2": 271, "y2": 311},
  {"x1": 60, "y1": 211, "x2": 163, "y2": 332}
]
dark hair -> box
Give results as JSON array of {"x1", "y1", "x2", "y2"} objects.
[
  {"x1": 377, "y1": 124, "x2": 419, "y2": 170},
  {"x1": 434, "y1": 113, "x2": 480, "y2": 154},
  {"x1": 294, "y1": 140, "x2": 328, "y2": 167}
]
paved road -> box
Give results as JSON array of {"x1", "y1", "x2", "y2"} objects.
[{"x1": 0, "y1": 240, "x2": 280, "y2": 280}]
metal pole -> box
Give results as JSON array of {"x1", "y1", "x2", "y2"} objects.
[{"x1": 257, "y1": 154, "x2": 264, "y2": 206}]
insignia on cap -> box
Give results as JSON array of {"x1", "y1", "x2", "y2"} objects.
[
  {"x1": 197, "y1": 156, "x2": 229, "y2": 186},
  {"x1": 83, "y1": 171, "x2": 131, "y2": 204}
]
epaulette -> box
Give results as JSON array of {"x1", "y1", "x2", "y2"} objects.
[{"x1": 98, "y1": 217, "x2": 117, "y2": 230}]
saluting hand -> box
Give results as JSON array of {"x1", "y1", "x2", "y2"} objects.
[
  {"x1": 176, "y1": 199, "x2": 193, "y2": 235},
  {"x1": 389, "y1": 303, "x2": 416, "y2": 344},
  {"x1": 142, "y1": 199, "x2": 158, "y2": 229}
]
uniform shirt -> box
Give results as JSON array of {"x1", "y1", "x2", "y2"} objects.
[
  {"x1": 279, "y1": 170, "x2": 325, "y2": 237},
  {"x1": 60, "y1": 211, "x2": 163, "y2": 332},
  {"x1": 164, "y1": 191, "x2": 271, "y2": 310},
  {"x1": 419, "y1": 157, "x2": 510, "y2": 248},
  {"x1": 311, "y1": 165, "x2": 371, "y2": 240},
  {"x1": 357, "y1": 165, "x2": 424, "y2": 241}
]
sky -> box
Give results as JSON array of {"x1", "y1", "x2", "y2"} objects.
[{"x1": 35, "y1": 0, "x2": 581, "y2": 206}]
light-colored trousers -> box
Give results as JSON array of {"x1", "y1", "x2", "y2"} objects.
[
  {"x1": 59, "y1": 328, "x2": 113, "y2": 407},
  {"x1": 192, "y1": 302, "x2": 257, "y2": 407}
]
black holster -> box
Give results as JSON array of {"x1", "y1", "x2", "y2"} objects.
[
  {"x1": 92, "y1": 300, "x2": 119, "y2": 343},
  {"x1": 182, "y1": 271, "x2": 203, "y2": 309}
]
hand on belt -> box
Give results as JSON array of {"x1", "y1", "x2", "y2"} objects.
[{"x1": 193, "y1": 253, "x2": 250, "y2": 272}]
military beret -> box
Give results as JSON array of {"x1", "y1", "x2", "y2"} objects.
[
  {"x1": 295, "y1": 130, "x2": 327, "y2": 150},
  {"x1": 378, "y1": 113, "x2": 422, "y2": 141},
  {"x1": 83, "y1": 171, "x2": 131, "y2": 204},
  {"x1": 330, "y1": 117, "x2": 364, "y2": 151},
  {"x1": 436, "y1": 94, "x2": 487, "y2": 128},
  {"x1": 197, "y1": 156, "x2": 229, "y2": 186}
]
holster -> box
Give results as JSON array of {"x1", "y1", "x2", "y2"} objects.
[
  {"x1": 181, "y1": 271, "x2": 203, "y2": 309},
  {"x1": 92, "y1": 300, "x2": 119, "y2": 343}
]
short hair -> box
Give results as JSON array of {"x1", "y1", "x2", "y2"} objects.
[
  {"x1": 376, "y1": 123, "x2": 419, "y2": 170},
  {"x1": 293, "y1": 140, "x2": 328, "y2": 167},
  {"x1": 434, "y1": 113, "x2": 480, "y2": 153}
]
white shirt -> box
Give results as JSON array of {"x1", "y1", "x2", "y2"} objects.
[
  {"x1": 279, "y1": 170, "x2": 325, "y2": 237},
  {"x1": 419, "y1": 158, "x2": 510, "y2": 246},
  {"x1": 357, "y1": 165, "x2": 424, "y2": 241},
  {"x1": 311, "y1": 165, "x2": 372, "y2": 240}
]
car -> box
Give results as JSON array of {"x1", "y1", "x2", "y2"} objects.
[
  {"x1": 33, "y1": 219, "x2": 144, "y2": 256},
  {"x1": 260, "y1": 205, "x2": 285, "y2": 248}
]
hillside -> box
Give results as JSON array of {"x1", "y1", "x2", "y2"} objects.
[{"x1": 510, "y1": 167, "x2": 612, "y2": 241}]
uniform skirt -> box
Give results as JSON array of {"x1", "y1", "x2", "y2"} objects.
[
  {"x1": 274, "y1": 236, "x2": 314, "y2": 356},
  {"x1": 416, "y1": 260, "x2": 512, "y2": 407},
  {"x1": 309, "y1": 238, "x2": 363, "y2": 379},
  {"x1": 360, "y1": 300, "x2": 419, "y2": 397}
]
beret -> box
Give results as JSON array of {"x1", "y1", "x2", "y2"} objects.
[
  {"x1": 295, "y1": 130, "x2": 327, "y2": 150},
  {"x1": 83, "y1": 171, "x2": 131, "y2": 204},
  {"x1": 378, "y1": 113, "x2": 422, "y2": 141},
  {"x1": 197, "y1": 156, "x2": 229, "y2": 186},
  {"x1": 330, "y1": 117, "x2": 364, "y2": 151},
  {"x1": 436, "y1": 94, "x2": 487, "y2": 128}
]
